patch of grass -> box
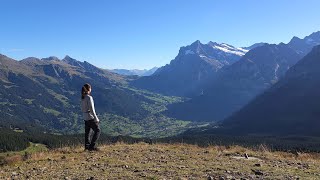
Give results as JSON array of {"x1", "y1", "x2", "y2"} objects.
[
  {"x1": 0, "y1": 142, "x2": 48, "y2": 166},
  {"x1": 0, "y1": 142, "x2": 48, "y2": 157},
  {"x1": 0, "y1": 102, "x2": 17, "y2": 106},
  {"x1": 13, "y1": 129, "x2": 24, "y2": 133},
  {"x1": 24, "y1": 98, "x2": 35, "y2": 104},
  {"x1": 43, "y1": 107, "x2": 61, "y2": 116},
  {"x1": 47, "y1": 89, "x2": 70, "y2": 107},
  {"x1": 23, "y1": 143, "x2": 48, "y2": 154}
]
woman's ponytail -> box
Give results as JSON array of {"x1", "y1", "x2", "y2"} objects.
[{"x1": 81, "y1": 83, "x2": 91, "y2": 99}]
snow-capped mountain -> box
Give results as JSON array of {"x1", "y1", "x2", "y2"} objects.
[
  {"x1": 181, "y1": 41, "x2": 248, "y2": 58},
  {"x1": 208, "y1": 42, "x2": 248, "y2": 56},
  {"x1": 133, "y1": 40, "x2": 247, "y2": 97}
]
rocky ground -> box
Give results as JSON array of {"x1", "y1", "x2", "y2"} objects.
[{"x1": 1, "y1": 143, "x2": 319, "y2": 179}]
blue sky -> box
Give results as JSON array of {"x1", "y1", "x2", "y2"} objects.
[{"x1": 1, "y1": 0, "x2": 320, "y2": 69}]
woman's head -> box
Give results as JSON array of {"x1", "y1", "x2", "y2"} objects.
[{"x1": 81, "y1": 83, "x2": 91, "y2": 99}]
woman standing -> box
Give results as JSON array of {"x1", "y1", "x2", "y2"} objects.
[{"x1": 81, "y1": 83, "x2": 101, "y2": 151}]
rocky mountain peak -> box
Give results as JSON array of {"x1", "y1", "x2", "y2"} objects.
[
  {"x1": 242, "y1": 42, "x2": 268, "y2": 50},
  {"x1": 288, "y1": 32, "x2": 320, "y2": 55},
  {"x1": 62, "y1": 55, "x2": 75, "y2": 62},
  {"x1": 41, "y1": 56, "x2": 60, "y2": 61},
  {"x1": 62, "y1": 55, "x2": 84, "y2": 68},
  {"x1": 289, "y1": 36, "x2": 302, "y2": 43},
  {"x1": 304, "y1": 31, "x2": 320, "y2": 45}
]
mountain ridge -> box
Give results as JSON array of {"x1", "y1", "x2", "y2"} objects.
[
  {"x1": 221, "y1": 45, "x2": 320, "y2": 136},
  {"x1": 0, "y1": 54, "x2": 191, "y2": 137},
  {"x1": 165, "y1": 31, "x2": 320, "y2": 122}
]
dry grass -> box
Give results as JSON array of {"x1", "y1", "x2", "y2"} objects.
[
  {"x1": 1, "y1": 142, "x2": 320, "y2": 179},
  {"x1": 1, "y1": 155, "x2": 23, "y2": 166}
]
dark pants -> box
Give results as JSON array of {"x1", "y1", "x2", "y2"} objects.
[{"x1": 85, "y1": 120, "x2": 101, "y2": 149}]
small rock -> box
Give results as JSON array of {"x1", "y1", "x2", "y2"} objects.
[
  {"x1": 226, "y1": 175, "x2": 234, "y2": 179},
  {"x1": 236, "y1": 172, "x2": 243, "y2": 176},
  {"x1": 254, "y1": 163, "x2": 261, "y2": 167},
  {"x1": 244, "y1": 153, "x2": 249, "y2": 159},
  {"x1": 64, "y1": 177, "x2": 71, "y2": 180},
  {"x1": 87, "y1": 177, "x2": 95, "y2": 180},
  {"x1": 252, "y1": 169, "x2": 263, "y2": 175},
  {"x1": 12, "y1": 172, "x2": 18, "y2": 176},
  {"x1": 303, "y1": 164, "x2": 309, "y2": 168},
  {"x1": 207, "y1": 176, "x2": 214, "y2": 180}
]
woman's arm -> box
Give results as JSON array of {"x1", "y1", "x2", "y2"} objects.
[{"x1": 88, "y1": 96, "x2": 100, "y2": 122}]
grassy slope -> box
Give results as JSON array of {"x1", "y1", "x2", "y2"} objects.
[
  {"x1": 0, "y1": 142, "x2": 48, "y2": 166},
  {"x1": 0, "y1": 142, "x2": 47, "y2": 157},
  {"x1": 1, "y1": 143, "x2": 320, "y2": 179}
]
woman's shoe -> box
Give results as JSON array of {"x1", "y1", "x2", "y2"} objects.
[{"x1": 89, "y1": 147, "x2": 100, "y2": 151}]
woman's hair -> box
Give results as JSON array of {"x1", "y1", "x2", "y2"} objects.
[{"x1": 81, "y1": 83, "x2": 91, "y2": 99}]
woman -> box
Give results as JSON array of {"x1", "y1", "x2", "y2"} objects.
[{"x1": 81, "y1": 83, "x2": 101, "y2": 151}]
